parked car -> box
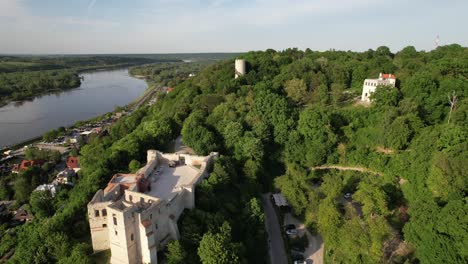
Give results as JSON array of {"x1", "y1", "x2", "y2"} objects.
[
  {"x1": 292, "y1": 253, "x2": 304, "y2": 261},
  {"x1": 293, "y1": 261, "x2": 306, "y2": 264},
  {"x1": 291, "y1": 246, "x2": 304, "y2": 253},
  {"x1": 344, "y1": 193, "x2": 352, "y2": 199},
  {"x1": 286, "y1": 229, "x2": 298, "y2": 235},
  {"x1": 285, "y1": 224, "x2": 296, "y2": 230}
]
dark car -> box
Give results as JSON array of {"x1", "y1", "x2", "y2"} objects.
[
  {"x1": 285, "y1": 224, "x2": 296, "y2": 230},
  {"x1": 291, "y1": 247, "x2": 304, "y2": 253},
  {"x1": 292, "y1": 253, "x2": 304, "y2": 261}
]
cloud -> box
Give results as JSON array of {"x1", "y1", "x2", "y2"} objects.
[
  {"x1": 0, "y1": 0, "x2": 465, "y2": 53},
  {"x1": 0, "y1": 0, "x2": 117, "y2": 30}
]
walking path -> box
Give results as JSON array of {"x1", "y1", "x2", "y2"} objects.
[
  {"x1": 262, "y1": 193, "x2": 288, "y2": 264},
  {"x1": 173, "y1": 136, "x2": 194, "y2": 154},
  {"x1": 284, "y1": 213, "x2": 324, "y2": 264},
  {"x1": 312, "y1": 165, "x2": 382, "y2": 176}
]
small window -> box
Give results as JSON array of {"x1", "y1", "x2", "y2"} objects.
[
  {"x1": 113, "y1": 217, "x2": 117, "y2": 226},
  {"x1": 129, "y1": 195, "x2": 133, "y2": 202},
  {"x1": 95, "y1": 210, "x2": 100, "y2": 217},
  {"x1": 102, "y1": 224, "x2": 107, "y2": 228},
  {"x1": 140, "y1": 197, "x2": 144, "y2": 203},
  {"x1": 150, "y1": 214, "x2": 153, "y2": 220},
  {"x1": 131, "y1": 233, "x2": 134, "y2": 241},
  {"x1": 365, "y1": 93, "x2": 368, "y2": 97},
  {"x1": 154, "y1": 223, "x2": 158, "y2": 229},
  {"x1": 102, "y1": 209, "x2": 107, "y2": 216},
  {"x1": 115, "y1": 231, "x2": 118, "y2": 236}
]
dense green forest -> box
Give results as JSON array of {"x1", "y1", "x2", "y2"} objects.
[
  {"x1": 129, "y1": 61, "x2": 215, "y2": 87},
  {"x1": 2, "y1": 45, "x2": 467, "y2": 263},
  {"x1": 0, "y1": 56, "x2": 174, "y2": 74},
  {"x1": 0, "y1": 70, "x2": 81, "y2": 103}
]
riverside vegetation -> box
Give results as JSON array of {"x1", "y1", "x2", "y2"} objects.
[
  {"x1": 1, "y1": 45, "x2": 467, "y2": 264},
  {"x1": 0, "y1": 56, "x2": 174, "y2": 105}
]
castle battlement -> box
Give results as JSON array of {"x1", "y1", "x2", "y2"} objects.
[{"x1": 88, "y1": 150, "x2": 218, "y2": 264}]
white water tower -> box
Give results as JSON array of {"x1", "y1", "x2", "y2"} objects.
[{"x1": 235, "y1": 59, "x2": 246, "y2": 79}]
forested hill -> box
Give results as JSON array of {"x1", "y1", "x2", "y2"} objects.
[{"x1": 6, "y1": 45, "x2": 467, "y2": 264}]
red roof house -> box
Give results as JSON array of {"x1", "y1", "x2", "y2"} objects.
[
  {"x1": 12, "y1": 159, "x2": 45, "y2": 173},
  {"x1": 379, "y1": 73, "x2": 396, "y2": 80},
  {"x1": 67, "y1": 156, "x2": 80, "y2": 169}
]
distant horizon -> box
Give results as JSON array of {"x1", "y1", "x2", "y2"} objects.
[
  {"x1": 0, "y1": 52, "x2": 244, "y2": 56},
  {"x1": 1, "y1": 42, "x2": 466, "y2": 56},
  {"x1": 1, "y1": 0, "x2": 467, "y2": 54}
]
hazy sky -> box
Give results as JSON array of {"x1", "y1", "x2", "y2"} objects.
[{"x1": 1, "y1": 0, "x2": 467, "y2": 54}]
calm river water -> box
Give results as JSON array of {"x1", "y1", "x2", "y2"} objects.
[{"x1": 0, "y1": 69, "x2": 147, "y2": 148}]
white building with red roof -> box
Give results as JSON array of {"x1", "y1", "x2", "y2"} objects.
[{"x1": 361, "y1": 73, "x2": 397, "y2": 103}]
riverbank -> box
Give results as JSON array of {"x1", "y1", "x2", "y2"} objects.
[
  {"x1": 0, "y1": 69, "x2": 148, "y2": 149},
  {"x1": 0, "y1": 63, "x2": 155, "y2": 108},
  {"x1": 0, "y1": 76, "x2": 161, "y2": 154}
]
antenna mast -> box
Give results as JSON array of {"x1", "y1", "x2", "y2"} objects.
[{"x1": 435, "y1": 34, "x2": 440, "y2": 49}]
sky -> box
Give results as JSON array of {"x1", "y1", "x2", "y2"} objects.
[{"x1": 0, "y1": 0, "x2": 467, "y2": 54}]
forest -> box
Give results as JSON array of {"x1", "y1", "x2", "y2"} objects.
[
  {"x1": 129, "y1": 61, "x2": 215, "y2": 87},
  {"x1": 1, "y1": 45, "x2": 466, "y2": 264}
]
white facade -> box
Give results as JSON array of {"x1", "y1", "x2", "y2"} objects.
[
  {"x1": 234, "y1": 59, "x2": 246, "y2": 79},
  {"x1": 361, "y1": 73, "x2": 396, "y2": 103},
  {"x1": 88, "y1": 150, "x2": 218, "y2": 264},
  {"x1": 34, "y1": 183, "x2": 58, "y2": 196}
]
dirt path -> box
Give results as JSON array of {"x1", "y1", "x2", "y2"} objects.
[
  {"x1": 312, "y1": 165, "x2": 383, "y2": 176},
  {"x1": 284, "y1": 213, "x2": 324, "y2": 264},
  {"x1": 173, "y1": 135, "x2": 194, "y2": 154}
]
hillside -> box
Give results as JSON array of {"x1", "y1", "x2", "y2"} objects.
[{"x1": 3, "y1": 45, "x2": 467, "y2": 264}]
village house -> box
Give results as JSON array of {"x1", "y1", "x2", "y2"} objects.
[
  {"x1": 12, "y1": 204, "x2": 33, "y2": 223},
  {"x1": 34, "y1": 183, "x2": 58, "y2": 197},
  {"x1": 67, "y1": 156, "x2": 80, "y2": 172},
  {"x1": 11, "y1": 159, "x2": 45, "y2": 174},
  {"x1": 361, "y1": 73, "x2": 397, "y2": 103},
  {"x1": 55, "y1": 168, "x2": 76, "y2": 185},
  {"x1": 87, "y1": 150, "x2": 218, "y2": 264}
]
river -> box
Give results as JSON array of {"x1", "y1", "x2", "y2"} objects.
[{"x1": 0, "y1": 69, "x2": 147, "y2": 148}]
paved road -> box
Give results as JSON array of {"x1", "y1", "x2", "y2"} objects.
[
  {"x1": 131, "y1": 85, "x2": 160, "y2": 111},
  {"x1": 284, "y1": 213, "x2": 324, "y2": 264},
  {"x1": 262, "y1": 193, "x2": 288, "y2": 264},
  {"x1": 35, "y1": 143, "x2": 70, "y2": 154}
]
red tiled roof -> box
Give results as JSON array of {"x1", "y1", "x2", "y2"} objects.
[
  {"x1": 19, "y1": 159, "x2": 45, "y2": 171},
  {"x1": 67, "y1": 156, "x2": 80, "y2": 169},
  {"x1": 381, "y1": 73, "x2": 396, "y2": 79}
]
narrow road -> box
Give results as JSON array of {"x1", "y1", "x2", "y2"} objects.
[
  {"x1": 131, "y1": 85, "x2": 160, "y2": 111},
  {"x1": 262, "y1": 193, "x2": 288, "y2": 264},
  {"x1": 312, "y1": 165, "x2": 382, "y2": 176},
  {"x1": 284, "y1": 213, "x2": 324, "y2": 264}
]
